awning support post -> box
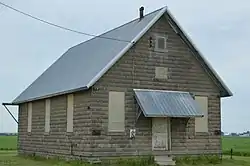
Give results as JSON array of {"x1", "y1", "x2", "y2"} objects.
[
  {"x1": 2, "y1": 103, "x2": 18, "y2": 124},
  {"x1": 135, "y1": 104, "x2": 142, "y2": 123}
]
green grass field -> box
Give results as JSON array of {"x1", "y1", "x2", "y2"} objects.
[
  {"x1": 222, "y1": 136, "x2": 250, "y2": 156},
  {"x1": 0, "y1": 136, "x2": 17, "y2": 150},
  {"x1": 0, "y1": 136, "x2": 250, "y2": 165}
]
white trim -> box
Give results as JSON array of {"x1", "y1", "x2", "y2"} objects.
[{"x1": 86, "y1": 7, "x2": 168, "y2": 88}]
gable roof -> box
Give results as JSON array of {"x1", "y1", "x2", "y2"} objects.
[{"x1": 12, "y1": 6, "x2": 232, "y2": 104}]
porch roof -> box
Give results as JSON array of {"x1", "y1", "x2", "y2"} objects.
[{"x1": 134, "y1": 89, "x2": 204, "y2": 118}]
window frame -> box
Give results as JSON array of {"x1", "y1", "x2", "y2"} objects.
[{"x1": 154, "y1": 34, "x2": 168, "y2": 52}]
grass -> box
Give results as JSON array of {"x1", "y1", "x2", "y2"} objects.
[
  {"x1": 222, "y1": 136, "x2": 250, "y2": 156},
  {"x1": 0, "y1": 151, "x2": 75, "y2": 166},
  {"x1": 0, "y1": 152, "x2": 250, "y2": 166},
  {"x1": 176, "y1": 155, "x2": 250, "y2": 166},
  {"x1": 0, "y1": 152, "x2": 157, "y2": 166},
  {"x1": 0, "y1": 136, "x2": 17, "y2": 150}
]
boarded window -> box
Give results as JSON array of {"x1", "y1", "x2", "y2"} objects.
[
  {"x1": 108, "y1": 91, "x2": 125, "y2": 132},
  {"x1": 45, "y1": 99, "x2": 51, "y2": 133},
  {"x1": 155, "y1": 67, "x2": 168, "y2": 79},
  {"x1": 195, "y1": 96, "x2": 208, "y2": 132},
  {"x1": 27, "y1": 102, "x2": 32, "y2": 133},
  {"x1": 67, "y1": 94, "x2": 74, "y2": 132}
]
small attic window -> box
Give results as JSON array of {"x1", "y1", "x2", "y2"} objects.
[{"x1": 155, "y1": 35, "x2": 168, "y2": 52}]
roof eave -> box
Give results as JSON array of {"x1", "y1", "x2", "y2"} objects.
[
  {"x1": 12, "y1": 86, "x2": 89, "y2": 105},
  {"x1": 221, "y1": 91, "x2": 233, "y2": 98}
]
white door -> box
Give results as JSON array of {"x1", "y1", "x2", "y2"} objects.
[{"x1": 152, "y1": 118, "x2": 170, "y2": 151}]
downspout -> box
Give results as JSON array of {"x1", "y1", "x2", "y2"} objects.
[{"x1": 2, "y1": 103, "x2": 18, "y2": 124}]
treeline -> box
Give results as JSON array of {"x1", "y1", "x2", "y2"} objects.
[
  {"x1": 222, "y1": 131, "x2": 250, "y2": 136},
  {"x1": 0, "y1": 133, "x2": 17, "y2": 136}
]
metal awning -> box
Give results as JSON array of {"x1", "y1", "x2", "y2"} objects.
[{"x1": 134, "y1": 89, "x2": 204, "y2": 118}]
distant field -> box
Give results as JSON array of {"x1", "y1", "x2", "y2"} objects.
[
  {"x1": 223, "y1": 136, "x2": 250, "y2": 152},
  {"x1": 0, "y1": 136, "x2": 17, "y2": 150},
  {"x1": 222, "y1": 136, "x2": 250, "y2": 156}
]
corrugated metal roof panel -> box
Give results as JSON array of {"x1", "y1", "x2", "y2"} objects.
[{"x1": 134, "y1": 89, "x2": 203, "y2": 118}]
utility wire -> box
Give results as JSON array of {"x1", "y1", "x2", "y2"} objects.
[{"x1": 0, "y1": 1, "x2": 133, "y2": 43}]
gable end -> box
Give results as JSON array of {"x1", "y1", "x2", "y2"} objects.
[{"x1": 165, "y1": 12, "x2": 232, "y2": 97}]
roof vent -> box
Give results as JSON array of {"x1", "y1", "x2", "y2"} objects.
[{"x1": 139, "y1": 6, "x2": 144, "y2": 20}]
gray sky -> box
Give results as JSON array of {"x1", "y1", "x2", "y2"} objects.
[{"x1": 0, "y1": 0, "x2": 249, "y2": 133}]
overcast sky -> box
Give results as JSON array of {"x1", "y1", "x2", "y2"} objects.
[{"x1": 0, "y1": 0, "x2": 249, "y2": 133}]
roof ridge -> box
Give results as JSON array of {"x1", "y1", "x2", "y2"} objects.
[
  {"x1": 69, "y1": 7, "x2": 165, "y2": 50},
  {"x1": 100, "y1": 7, "x2": 165, "y2": 37}
]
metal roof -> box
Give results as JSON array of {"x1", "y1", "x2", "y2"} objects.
[
  {"x1": 12, "y1": 7, "x2": 166, "y2": 104},
  {"x1": 12, "y1": 6, "x2": 232, "y2": 104},
  {"x1": 134, "y1": 89, "x2": 204, "y2": 118}
]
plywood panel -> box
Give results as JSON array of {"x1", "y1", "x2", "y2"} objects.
[{"x1": 152, "y1": 118, "x2": 168, "y2": 150}]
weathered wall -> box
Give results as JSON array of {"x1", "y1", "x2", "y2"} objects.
[
  {"x1": 18, "y1": 91, "x2": 95, "y2": 157},
  {"x1": 18, "y1": 15, "x2": 222, "y2": 158}
]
